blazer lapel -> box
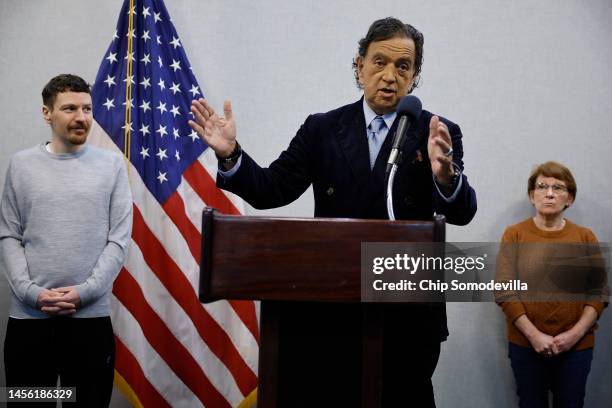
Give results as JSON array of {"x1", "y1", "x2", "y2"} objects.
[
  {"x1": 400, "y1": 123, "x2": 425, "y2": 165},
  {"x1": 336, "y1": 100, "x2": 372, "y2": 187}
]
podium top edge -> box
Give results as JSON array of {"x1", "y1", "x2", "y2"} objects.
[{"x1": 203, "y1": 207, "x2": 445, "y2": 225}]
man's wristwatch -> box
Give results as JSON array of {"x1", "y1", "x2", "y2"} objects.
[
  {"x1": 442, "y1": 172, "x2": 459, "y2": 188},
  {"x1": 216, "y1": 141, "x2": 242, "y2": 165},
  {"x1": 435, "y1": 166, "x2": 460, "y2": 188}
]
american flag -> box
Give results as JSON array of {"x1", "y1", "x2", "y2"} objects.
[{"x1": 88, "y1": 0, "x2": 259, "y2": 406}]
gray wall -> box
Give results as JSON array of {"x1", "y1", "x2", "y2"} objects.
[{"x1": 1, "y1": 1, "x2": 611, "y2": 407}]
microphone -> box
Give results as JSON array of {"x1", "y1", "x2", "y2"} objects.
[{"x1": 385, "y1": 95, "x2": 422, "y2": 174}]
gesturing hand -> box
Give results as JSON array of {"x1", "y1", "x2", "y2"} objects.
[
  {"x1": 428, "y1": 115, "x2": 454, "y2": 185},
  {"x1": 189, "y1": 98, "x2": 237, "y2": 158}
]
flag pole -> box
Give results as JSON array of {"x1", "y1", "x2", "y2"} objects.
[{"x1": 123, "y1": 0, "x2": 135, "y2": 174}]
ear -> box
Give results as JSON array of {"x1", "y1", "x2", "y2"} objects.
[
  {"x1": 565, "y1": 196, "x2": 574, "y2": 209},
  {"x1": 355, "y1": 55, "x2": 364, "y2": 84},
  {"x1": 42, "y1": 105, "x2": 52, "y2": 124},
  {"x1": 408, "y1": 73, "x2": 419, "y2": 94}
]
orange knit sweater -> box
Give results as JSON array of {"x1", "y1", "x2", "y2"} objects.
[{"x1": 495, "y1": 218, "x2": 608, "y2": 350}]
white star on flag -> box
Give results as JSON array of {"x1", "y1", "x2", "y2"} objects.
[
  {"x1": 139, "y1": 123, "x2": 150, "y2": 136},
  {"x1": 156, "y1": 125, "x2": 168, "y2": 138},
  {"x1": 170, "y1": 36, "x2": 181, "y2": 49},
  {"x1": 139, "y1": 146, "x2": 149, "y2": 159},
  {"x1": 189, "y1": 84, "x2": 200, "y2": 97},
  {"x1": 103, "y1": 75, "x2": 116, "y2": 87},
  {"x1": 170, "y1": 59, "x2": 181, "y2": 72},
  {"x1": 156, "y1": 147, "x2": 168, "y2": 160},
  {"x1": 170, "y1": 82, "x2": 181, "y2": 94},
  {"x1": 106, "y1": 51, "x2": 118, "y2": 64},
  {"x1": 140, "y1": 76, "x2": 151, "y2": 89},
  {"x1": 139, "y1": 100, "x2": 151, "y2": 112},
  {"x1": 121, "y1": 121, "x2": 133, "y2": 132},
  {"x1": 156, "y1": 171, "x2": 167, "y2": 183},
  {"x1": 102, "y1": 98, "x2": 115, "y2": 110}
]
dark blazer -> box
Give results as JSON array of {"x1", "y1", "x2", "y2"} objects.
[
  {"x1": 218, "y1": 98, "x2": 478, "y2": 340},
  {"x1": 218, "y1": 98, "x2": 476, "y2": 223}
]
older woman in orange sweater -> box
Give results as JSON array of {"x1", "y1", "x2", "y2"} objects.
[{"x1": 496, "y1": 161, "x2": 608, "y2": 408}]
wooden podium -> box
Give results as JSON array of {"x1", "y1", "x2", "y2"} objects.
[{"x1": 199, "y1": 208, "x2": 445, "y2": 408}]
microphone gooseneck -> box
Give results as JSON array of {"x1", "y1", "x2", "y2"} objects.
[{"x1": 386, "y1": 96, "x2": 422, "y2": 220}]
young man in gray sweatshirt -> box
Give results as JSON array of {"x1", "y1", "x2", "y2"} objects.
[{"x1": 0, "y1": 74, "x2": 132, "y2": 407}]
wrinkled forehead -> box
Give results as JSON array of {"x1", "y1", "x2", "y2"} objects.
[{"x1": 365, "y1": 35, "x2": 415, "y2": 60}]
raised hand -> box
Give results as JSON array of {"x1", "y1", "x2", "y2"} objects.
[
  {"x1": 428, "y1": 115, "x2": 454, "y2": 185},
  {"x1": 189, "y1": 98, "x2": 237, "y2": 157}
]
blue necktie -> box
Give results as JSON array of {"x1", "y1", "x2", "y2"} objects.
[{"x1": 368, "y1": 116, "x2": 387, "y2": 169}]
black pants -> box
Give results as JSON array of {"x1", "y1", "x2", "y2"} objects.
[
  {"x1": 273, "y1": 302, "x2": 442, "y2": 408},
  {"x1": 380, "y1": 306, "x2": 441, "y2": 408},
  {"x1": 4, "y1": 316, "x2": 115, "y2": 408}
]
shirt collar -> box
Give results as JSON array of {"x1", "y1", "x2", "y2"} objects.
[{"x1": 362, "y1": 98, "x2": 397, "y2": 130}]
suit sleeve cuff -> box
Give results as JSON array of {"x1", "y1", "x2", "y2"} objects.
[
  {"x1": 217, "y1": 155, "x2": 243, "y2": 179},
  {"x1": 433, "y1": 163, "x2": 463, "y2": 203}
]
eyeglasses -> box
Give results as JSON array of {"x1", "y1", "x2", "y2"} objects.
[{"x1": 534, "y1": 182, "x2": 568, "y2": 194}]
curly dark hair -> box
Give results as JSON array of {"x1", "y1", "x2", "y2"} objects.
[
  {"x1": 352, "y1": 17, "x2": 424, "y2": 93},
  {"x1": 42, "y1": 74, "x2": 91, "y2": 109}
]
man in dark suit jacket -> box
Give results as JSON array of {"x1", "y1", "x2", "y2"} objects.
[{"x1": 190, "y1": 17, "x2": 476, "y2": 408}]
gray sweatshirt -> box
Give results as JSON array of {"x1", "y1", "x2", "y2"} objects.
[{"x1": 0, "y1": 143, "x2": 132, "y2": 318}]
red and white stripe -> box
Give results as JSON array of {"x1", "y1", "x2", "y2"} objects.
[{"x1": 88, "y1": 121, "x2": 259, "y2": 407}]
